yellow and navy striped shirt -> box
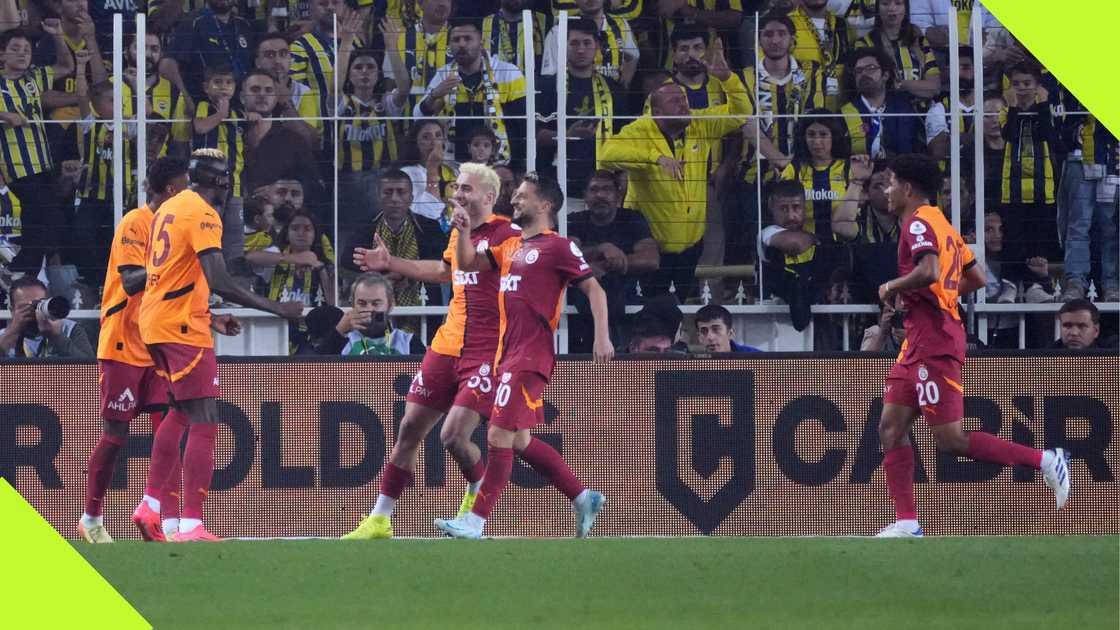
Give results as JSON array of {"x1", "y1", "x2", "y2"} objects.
[
  {"x1": 291, "y1": 31, "x2": 362, "y2": 123},
  {"x1": 855, "y1": 30, "x2": 939, "y2": 85},
  {"x1": 0, "y1": 184, "x2": 22, "y2": 256},
  {"x1": 0, "y1": 66, "x2": 55, "y2": 181},
  {"x1": 121, "y1": 76, "x2": 191, "y2": 157},
  {"x1": 999, "y1": 104, "x2": 1057, "y2": 205},
  {"x1": 483, "y1": 11, "x2": 550, "y2": 76},
  {"x1": 1082, "y1": 115, "x2": 1119, "y2": 175},
  {"x1": 78, "y1": 117, "x2": 135, "y2": 202},
  {"x1": 192, "y1": 100, "x2": 245, "y2": 197},
  {"x1": 661, "y1": 0, "x2": 743, "y2": 70},
  {"x1": 337, "y1": 94, "x2": 398, "y2": 173},
  {"x1": 390, "y1": 25, "x2": 452, "y2": 115},
  {"x1": 551, "y1": 0, "x2": 642, "y2": 20},
  {"x1": 789, "y1": 7, "x2": 853, "y2": 74},
  {"x1": 771, "y1": 159, "x2": 853, "y2": 243}
]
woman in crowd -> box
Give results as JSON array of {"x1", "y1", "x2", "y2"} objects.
[{"x1": 399, "y1": 120, "x2": 458, "y2": 233}]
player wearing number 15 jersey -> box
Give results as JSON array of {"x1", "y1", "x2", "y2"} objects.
[
  {"x1": 78, "y1": 158, "x2": 189, "y2": 544},
  {"x1": 435, "y1": 172, "x2": 614, "y2": 540},
  {"x1": 874, "y1": 154, "x2": 1070, "y2": 538},
  {"x1": 132, "y1": 149, "x2": 303, "y2": 543}
]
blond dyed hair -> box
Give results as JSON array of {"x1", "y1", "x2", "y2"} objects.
[{"x1": 458, "y1": 162, "x2": 501, "y2": 199}]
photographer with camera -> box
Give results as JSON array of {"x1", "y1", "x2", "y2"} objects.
[
  {"x1": 307, "y1": 272, "x2": 425, "y2": 356},
  {"x1": 861, "y1": 298, "x2": 907, "y2": 353},
  {"x1": 1, "y1": 277, "x2": 93, "y2": 358}
]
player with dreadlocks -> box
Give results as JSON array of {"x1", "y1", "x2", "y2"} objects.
[{"x1": 131, "y1": 149, "x2": 304, "y2": 542}]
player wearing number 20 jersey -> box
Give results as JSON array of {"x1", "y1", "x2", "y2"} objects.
[
  {"x1": 884, "y1": 202, "x2": 975, "y2": 424},
  {"x1": 874, "y1": 155, "x2": 1069, "y2": 539}
]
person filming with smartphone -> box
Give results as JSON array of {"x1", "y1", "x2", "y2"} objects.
[{"x1": 306, "y1": 272, "x2": 425, "y2": 356}]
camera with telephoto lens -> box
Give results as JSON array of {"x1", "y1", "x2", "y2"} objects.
[{"x1": 33, "y1": 296, "x2": 71, "y2": 321}]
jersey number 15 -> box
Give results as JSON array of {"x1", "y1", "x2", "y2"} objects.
[{"x1": 151, "y1": 214, "x2": 176, "y2": 267}]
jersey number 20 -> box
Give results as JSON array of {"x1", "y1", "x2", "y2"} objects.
[
  {"x1": 916, "y1": 381, "x2": 940, "y2": 406},
  {"x1": 942, "y1": 236, "x2": 963, "y2": 290}
]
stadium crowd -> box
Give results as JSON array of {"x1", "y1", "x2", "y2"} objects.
[{"x1": 0, "y1": 0, "x2": 1116, "y2": 355}]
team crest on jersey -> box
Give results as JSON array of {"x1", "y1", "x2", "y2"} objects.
[
  {"x1": 525, "y1": 249, "x2": 539, "y2": 264},
  {"x1": 918, "y1": 366, "x2": 929, "y2": 381},
  {"x1": 23, "y1": 79, "x2": 38, "y2": 97},
  {"x1": 909, "y1": 221, "x2": 927, "y2": 235},
  {"x1": 476, "y1": 239, "x2": 489, "y2": 253}
]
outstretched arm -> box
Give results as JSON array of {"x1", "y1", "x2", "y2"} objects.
[{"x1": 199, "y1": 250, "x2": 303, "y2": 319}]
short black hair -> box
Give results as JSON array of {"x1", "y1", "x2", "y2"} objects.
[
  {"x1": 1059, "y1": 299, "x2": 1100, "y2": 324},
  {"x1": 466, "y1": 125, "x2": 498, "y2": 143},
  {"x1": 243, "y1": 196, "x2": 268, "y2": 223},
  {"x1": 1008, "y1": 62, "x2": 1043, "y2": 82},
  {"x1": 695, "y1": 304, "x2": 732, "y2": 329},
  {"x1": 567, "y1": 17, "x2": 600, "y2": 42},
  {"x1": 254, "y1": 32, "x2": 290, "y2": 58},
  {"x1": 670, "y1": 27, "x2": 709, "y2": 49},
  {"x1": 147, "y1": 156, "x2": 189, "y2": 194},
  {"x1": 585, "y1": 169, "x2": 620, "y2": 192},
  {"x1": 448, "y1": 17, "x2": 483, "y2": 33},
  {"x1": 757, "y1": 12, "x2": 796, "y2": 36},
  {"x1": 0, "y1": 28, "x2": 32, "y2": 51},
  {"x1": 767, "y1": 179, "x2": 805, "y2": 204},
  {"x1": 889, "y1": 153, "x2": 942, "y2": 201},
  {"x1": 241, "y1": 68, "x2": 276, "y2": 87},
  {"x1": 8, "y1": 275, "x2": 47, "y2": 308},
  {"x1": 204, "y1": 64, "x2": 235, "y2": 81},
  {"x1": 380, "y1": 168, "x2": 412, "y2": 187},
  {"x1": 522, "y1": 172, "x2": 565, "y2": 214},
  {"x1": 793, "y1": 108, "x2": 851, "y2": 161},
  {"x1": 844, "y1": 47, "x2": 897, "y2": 93}
]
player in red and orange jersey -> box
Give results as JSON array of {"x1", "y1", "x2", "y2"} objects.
[
  {"x1": 78, "y1": 158, "x2": 190, "y2": 543},
  {"x1": 131, "y1": 149, "x2": 303, "y2": 543},
  {"x1": 345, "y1": 165, "x2": 599, "y2": 540},
  {"x1": 435, "y1": 172, "x2": 613, "y2": 540},
  {"x1": 874, "y1": 154, "x2": 1070, "y2": 538}
]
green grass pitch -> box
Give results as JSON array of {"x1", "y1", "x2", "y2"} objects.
[{"x1": 77, "y1": 536, "x2": 1118, "y2": 629}]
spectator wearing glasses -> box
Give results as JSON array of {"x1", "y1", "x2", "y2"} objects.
[{"x1": 840, "y1": 47, "x2": 922, "y2": 160}]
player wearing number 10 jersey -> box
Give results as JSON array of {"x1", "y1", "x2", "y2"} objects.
[
  {"x1": 345, "y1": 165, "x2": 606, "y2": 540},
  {"x1": 435, "y1": 172, "x2": 613, "y2": 540},
  {"x1": 874, "y1": 154, "x2": 1070, "y2": 538}
]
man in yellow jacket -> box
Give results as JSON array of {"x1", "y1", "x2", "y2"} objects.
[{"x1": 600, "y1": 45, "x2": 748, "y2": 299}]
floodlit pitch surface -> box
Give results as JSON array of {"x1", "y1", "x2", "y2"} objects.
[{"x1": 77, "y1": 536, "x2": 1118, "y2": 629}]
